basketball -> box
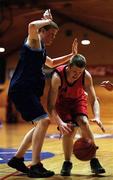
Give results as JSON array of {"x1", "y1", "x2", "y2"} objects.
[{"x1": 73, "y1": 138, "x2": 98, "y2": 161}]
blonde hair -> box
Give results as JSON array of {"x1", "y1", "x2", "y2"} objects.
[{"x1": 40, "y1": 21, "x2": 59, "y2": 31}]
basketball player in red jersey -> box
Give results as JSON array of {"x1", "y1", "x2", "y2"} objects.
[{"x1": 48, "y1": 54, "x2": 105, "y2": 176}]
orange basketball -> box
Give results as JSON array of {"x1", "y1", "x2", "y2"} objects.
[{"x1": 73, "y1": 138, "x2": 98, "y2": 161}]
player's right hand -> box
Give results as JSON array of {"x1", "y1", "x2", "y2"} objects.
[
  {"x1": 43, "y1": 9, "x2": 53, "y2": 20},
  {"x1": 58, "y1": 122, "x2": 72, "y2": 135}
]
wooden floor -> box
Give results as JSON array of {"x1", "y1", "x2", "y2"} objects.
[{"x1": 0, "y1": 86, "x2": 113, "y2": 180}]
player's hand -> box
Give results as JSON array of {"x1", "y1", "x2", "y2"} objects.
[
  {"x1": 43, "y1": 9, "x2": 53, "y2": 20},
  {"x1": 58, "y1": 122, "x2": 72, "y2": 135},
  {"x1": 90, "y1": 118, "x2": 105, "y2": 133},
  {"x1": 100, "y1": 81, "x2": 113, "y2": 91},
  {"x1": 72, "y1": 38, "x2": 78, "y2": 55}
]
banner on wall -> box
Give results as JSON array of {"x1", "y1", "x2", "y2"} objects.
[{"x1": 87, "y1": 65, "x2": 113, "y2": 76}]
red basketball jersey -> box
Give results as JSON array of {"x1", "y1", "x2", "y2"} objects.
[{"x1": 55, "y1": 65, "x2": 88, "y2": 122}]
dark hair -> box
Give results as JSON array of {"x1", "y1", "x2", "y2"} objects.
[
  {"x1": 40, "y1": 21, "x2": 59, "y2": 31},
  {"x1": 69, "y1": 54, "x2": 86, "y2": 68}
]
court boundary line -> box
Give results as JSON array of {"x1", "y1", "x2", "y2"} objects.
[{"x1": 1, "y1": 165, "x2": 31, "y2": 180}]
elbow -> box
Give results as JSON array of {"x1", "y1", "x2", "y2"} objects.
[
  {"x1": 28, "y1": 23, "x2": 37, "y2": 31},
  {"x1": 46, "y1": 57, "x2": 57, "y2": 68},
  {"x1": 47, "y1": 61, "x2": 56, "y2": 69},
  {"x1": 29, "y1": 22, "x2": 35, "y2": 28}
]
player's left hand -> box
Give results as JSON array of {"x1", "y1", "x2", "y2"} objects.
[
  {"x1": 100, "y1": 81, "x2": 113, "y2": 91},
  {"x1": 90, "y1": 118, "x2": 105, "y2": 133}
]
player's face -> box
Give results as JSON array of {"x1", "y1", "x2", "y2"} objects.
[
  {"x1": 44, "y1": 28, "x2": 58, "y2": 45},
  {"x1": 69, "y1": 66, "x2": 85, "y2": 80}
]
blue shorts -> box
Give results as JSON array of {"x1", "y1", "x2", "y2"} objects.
[{"x1": 9, "y1": 92, "x2": 48, "y2": 122}]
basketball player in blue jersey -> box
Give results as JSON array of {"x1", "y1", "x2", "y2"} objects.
[{"x1": 7, "y1": 9, "x2": 77, "y2": 178}]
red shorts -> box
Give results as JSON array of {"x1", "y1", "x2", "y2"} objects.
[{"x1": 56, "y1": 99, "x2": 88, "y2": 123}]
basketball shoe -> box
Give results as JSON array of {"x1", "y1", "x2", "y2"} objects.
[
  {"x1": 28, "y1": 162, "x2": 55, "y2": 178},
  {"x1": 90, "y1": 158, "x2": 105, "y2": 174},
  {"x1": 7, "y1": 156, "x2": 29, "y2": 173},
  {"x1": 60, "y1": 161, "x2": 73, "y2": 176}
]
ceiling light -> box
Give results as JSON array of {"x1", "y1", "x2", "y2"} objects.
[
  {"x1": 81, "y1": 39, "x2": 90, "y2": 45},
  {"x1": 0, "y1": 47, "x2": 5, "y2": 52},
  {"x1": 81, "y1": 33, "x2": 90, "y2": 45}
]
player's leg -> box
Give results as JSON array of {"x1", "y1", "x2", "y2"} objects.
[
  {"x1": 16, "y1": 127, "x2": 35, "y2": 157},
  {"x1": 31, "y1": 117, "x2": 50, "y2": 164},
  {"x1": 8, "y1": 128, "x2": 35, "y2": 173},
  {"x1": 76, "y1": 115, "x2": 105, "y2": 174},
  {"x1": 76, "y1": 115, "x2": 94, "y2": 141},
  {"x1": 28, "y1": 117, "x2": 55, "y2": 178},
  {"x1": 7, "y1": 93, "x2": 36, "y2": 173},
  {"x1": 8, "y1": 93, "x2": 54, "y2": 177},
  {"x1": 61, "y1": 127, "x2": 77, "y2": 176}
]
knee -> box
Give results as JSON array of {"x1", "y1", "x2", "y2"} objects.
[
  {"x1": 69, "y1": 129, "x2": 75, "y2": 137},
  {"x1": 64, "y1": 129, "x2": 75, "y2": 138},
  {"x1": 78, "y1": 117, "x2": 89, "y2": 127},
  {"x1": 41, "y1": 118, "x2": 51, "y2": 127}
]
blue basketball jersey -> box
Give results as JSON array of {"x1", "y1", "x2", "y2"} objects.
[{"x1": 9, "y1": 40, "x2": 47, "y2": 97}]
